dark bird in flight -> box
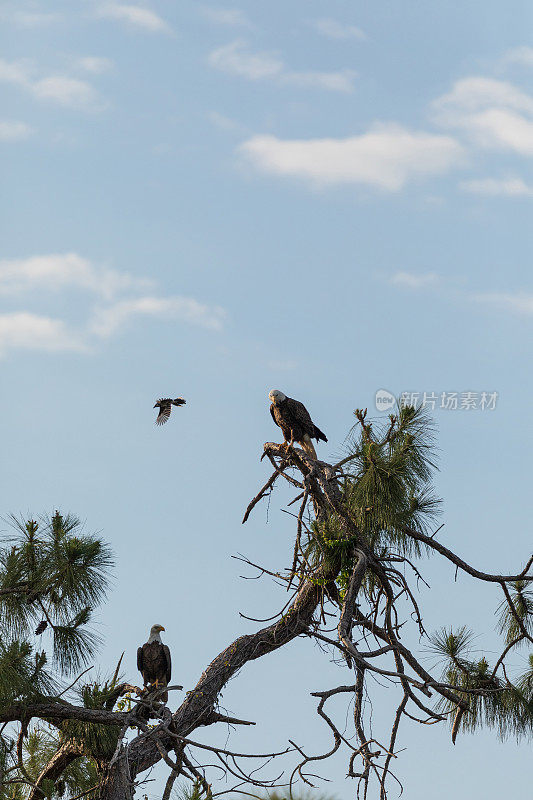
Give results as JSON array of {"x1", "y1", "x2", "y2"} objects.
[
  {"x1": 269, "y1": 389, "x2": 327, "y2": 459},
  {"x1": 137, "y1": 624, "x2": 172, "y2": 702},
  {"x1": 153, "y1": 397, "x2": 186, "y2": 425}
]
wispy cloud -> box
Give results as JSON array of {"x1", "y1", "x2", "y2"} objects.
[
  {"x1": 459, "y1": 177, "x2": 533, "y2": 197},
  {"x1": 207, "y1": 111, "x2": 247, "y2": 134},
  {"x1": 474, "y1": 292, "x2": 533, "y2": 314},
  {"x1": 239, "y1": 125, "x2": 464, "y2": 191},
  {"x1": 97, "y1": 3, "x2": 171, "y2": 34},
  {"x1": 310, "y1": 18, "x2": 366, "y2": 41},
  {"x1": 90, "y1": 296, "x2": 226, "y2": 337},
  {"x1": 0, "y1": 253, "x2": 151, "y2": 299},
  {"x1": 433, "y1": 76, "x2": 533, "y2": 116},
  {"x1": 432, "y1": 76, "x2": 533, "y2": 156},
  {"x1": 0, "y1": 120, "x2": 33, "y2": 141},
  {"x1": 0, "y1": 252, "x2": 227, "y2": 356},
  {"x1": 208, "y1": 39, "x2": 356, "y2": 93},
  {"x1": 77, "y1": 57, "x2": 113, "y2": 74},
  {"x1": 390, "y1": 272, "x2": 440, "y2": 289},
  {"x1": 388, "y1": 271, "x2": 533, "y2": 319},
  {"x1": 201, "y1": 6, "x2": 251, "y2": 27},
  {"x1": 33, "y1": 76, "x2": 101, "y2": 109},
  {"x1": 501, "y1": 46, "x2": 533, "y2": 68},
  {"x1": 390, "y1": 270, "x2": 533, "y2": 316},
  {"x1": 0, "y1": 5, "x2": 62, "y2": 27},
  {"x1": 0, "y1": 59, "x2": 31, "y2": 86},
  {"x1": 209, "y1": 40, "x2": 281, "y2": 80},
  {"x1": 0, "y1": 58, "x2": 103, "y2": 111},
  {"x1": 0, "y1": 312, "x2": 86, "y2": 357}
]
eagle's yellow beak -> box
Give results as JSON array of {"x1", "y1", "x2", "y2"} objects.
[{"x1": 159, "y1": 625, "x2": 165, "y2": 632}]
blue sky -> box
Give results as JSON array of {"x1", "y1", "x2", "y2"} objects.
[{"x1": 1, "y1": 1, "x2": 532, "y2": 797}]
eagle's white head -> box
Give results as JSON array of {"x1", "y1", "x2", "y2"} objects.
[
  {"x1": 269, "y1": 389, "x2": 286, "y2": 405},
  {"x1": 148, "y1": 624, "x2": 165, "y2": 643}
]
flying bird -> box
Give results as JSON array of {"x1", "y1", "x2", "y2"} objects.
[
  {"x1": 137, "y1": 624, "x2": 172, "y2": 702},
  {"x1": 268, "y1": 389, "x2": 327, "y2": 459},
  {"x1": 153, "y1": 397, "x2": 186, "y2": 425}
]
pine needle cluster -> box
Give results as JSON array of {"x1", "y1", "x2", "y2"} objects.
[
  {"x1": 429, "y1": 626, "x2": 533, "y2": 741},
  {"x1": 341, "y1": 405, "x2": 440, "y2": 551},
  {"x1": 304, "y1": 405, "x2": 440, "y2": 598},
  {"x1": 0, "y1": 511, "x2": 113, "y2": 704}
]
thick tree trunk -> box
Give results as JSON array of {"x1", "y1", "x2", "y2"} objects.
[
  {"x1": 98, "y1": 745, "x2": 134, "y2": 800},
  {"x1": 99, "y1": 444, "x2": 342, "y2": 798}
]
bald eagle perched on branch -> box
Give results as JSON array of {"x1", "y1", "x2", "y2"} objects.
[
  {"x1": 137, "y1": 624, "x2": 172, "y2": 702},
  {"x1": 269, "y1": 389, "x2": 327, "y2": 459}
]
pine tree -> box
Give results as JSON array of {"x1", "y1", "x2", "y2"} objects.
[
  {"x1": 1, "y1": 408, "x2": 531, "y2": 800},
  {"x1": 0, "y1": 512, "x2": 113, "y2": 799}
]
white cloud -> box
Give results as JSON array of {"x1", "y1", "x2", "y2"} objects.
[
  {"x1": 474, "y1": 292, "x2": 533, "y2": 314},
  {"x1": 434, "y1": 77, "x2": 533, "y2": 115},
  {"x1": 239, "y1": 125, "x2": 464, "y2": 191},
  {"x1": 97, "y1": 3, "x2": 171, "y2": 34},
  {"x1": 32, "y1": 76, "x2": 101, "y2": 109},
  {"x1": 432, "y1": 76, "x2": 533, "y2": 156},
  {"x1": 0, "y1": 58, "x2": 102, "y2": 111},
  {"x1": 201, "y1": 7, "x2": 251, "y2": 27},
  {"x1": 208, "y1": 40, "x2": 282, "y2": 80},
  {"x1": 390, "y1": 272, "x2": 440, "y2": 289},
  {"x1": 0, "y1": 253, "x2": 151, "y2": 299},
  {"x1": 460, "y1": 177, "x2": 533, "y2": 197},
  {"x1": 310, "y1": 18, "x2": 366, "y2": 41},
  {"x1": 0, "y1": 59, "x2": 30, "y2": 86},
  {"x1": 90, "y1": 296, "x2": 226, "y2": 337},
  {"x1": 207, "y1": 111, "x2": 247, "y2": 134},
  {"x1": 0, "y1": 6, "x2": 61, "y2": 27},
  {"x1": 0, "y1": 312, "x2": 85, "y2": 356},
  {"x1": 501, "y1": 46, "x2": 533, "y2": 68},
  {"x1": 77, "y1": 57, "x2": 113, "y2": 74},
  {"x1": 0, "y1": 253, "x2": 227, "y2": 355},
  {"x1": 465, "y1": 108, "x2": 533, "y2": 155},
  {"x1": 208, "y1": 39, "x2": 356, "y2": 92},
  {"x1": 0, "y1": 120, "x2": 32, "y2": 141}
]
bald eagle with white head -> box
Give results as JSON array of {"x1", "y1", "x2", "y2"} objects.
[
  {"x1": 269, "y1": 389, "x2": 327, "y2": 459},
  {"x1": 137, "y1": 624, "x2": 171, "y2": 702}
]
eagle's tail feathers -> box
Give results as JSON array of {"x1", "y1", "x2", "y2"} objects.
[
  {"x1": 172, "y1": 398, "x2": 186, "y2": 406},
  {"x1": 301, "y1": 435, "x2": 318, "y2": 460},
  {"x1": 314, "y1": 426, "x2": 328, "y2": 443}
]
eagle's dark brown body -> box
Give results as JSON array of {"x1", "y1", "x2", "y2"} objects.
[
  {"x1": 154, "y1": 397, "x2": 186, "y2": 425},
  {"x1": 270, "y1": 396, "x2": 327, "y2": 458},
  {"x1": 137, "y1": 640, "x2": 172, "y2": 701}
]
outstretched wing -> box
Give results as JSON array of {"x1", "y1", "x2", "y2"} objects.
[{"x1": 156, "y1": 400, "x2": 172, "y2": 425}]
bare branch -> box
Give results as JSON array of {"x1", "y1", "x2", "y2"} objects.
[{"x1": 403, "y1": 526, "x2": 533, "y2": 583}]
